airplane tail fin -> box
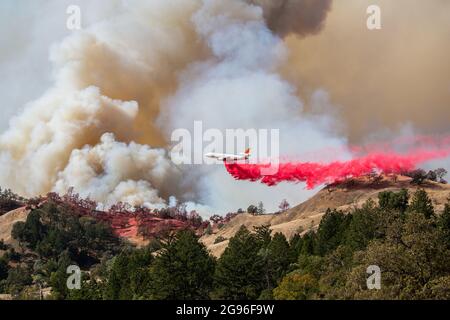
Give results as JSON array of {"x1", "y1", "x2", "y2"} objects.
[{"x1": 238, "y1": 148, "x2": 251, "y2": 158}]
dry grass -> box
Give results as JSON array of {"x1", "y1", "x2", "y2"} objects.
[
  {"x1": 201, "y1": 175, "x2": 450, "y2": 257},
  {"x1": 0, "y1": 206, "x2": 29, "y2": 250}
]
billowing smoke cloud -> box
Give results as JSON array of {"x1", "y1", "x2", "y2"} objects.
[
  {"x1": 283, "y1": 0, "x2": 450, "y2": 142},
  {"x1": 53, "y1": 132, "x2": 182, "y2": 209},
  {"x1": 158, "y1": 0, "x2": 347, "y2": 211},
  {"x1": 0, "y1": 0, "x2": 203, "y2": 209},
  {"x1": 0, "y1": 0, "x2": 346, "y2": 215},
  {"x1": 0, "y1": 0, "x2": 448, "y2": 215},
  {"x1": 247, "y1": 0, "x2": 332, "y2": 37}
]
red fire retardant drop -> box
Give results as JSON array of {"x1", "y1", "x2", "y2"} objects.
[{"x1": 224, "y1": 149, "x2": 450, "y2": 189}]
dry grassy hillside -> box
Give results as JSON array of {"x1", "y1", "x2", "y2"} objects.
[
  {"x1": 0, "y1": 207, "x2": 29, "y2": 250},
  {"x1": 0, "y1": 176, "x2": 449, "y2": 259},
  {"x1": 201, "y1": 175, "x2": 450, "y2": 257}
]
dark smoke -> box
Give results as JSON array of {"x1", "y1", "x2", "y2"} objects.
[{"x1": 248, "y1": 0, "x2": 333, "y2": 37}]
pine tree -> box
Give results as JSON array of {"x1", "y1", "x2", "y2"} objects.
[
  {"x1": 409, "y1": 189, "x2": 435, "y2": 218},
  {"x1": 344, "y1": 200, "x2": 379, "y2": 251},
  {"x1": 315, "y1": 209, "x2": 347, "y2": 256},
  {"x1": 149, "y1": 230, "x2": 215, "y2": 299},
  {"x1": 438, "y1": 199, "x2": 450, "y2": 247},
  {"x1": 0, "y1": 257, "x2": 8, "y2": 281},
  {"x1": 104, "y1": 248, "x2": 153, "y2": 300},
  {"x1": 266, "y1": 233, "x2": 292, "y2": 288},
  {"x1": 289, "y1": 234, "x2": 303, "y2": 262},
  {"x1": 253, "y1": 224, "x2": 272, "y2": 247},
  {"x1": 214, "y1": 226, "x2": 264, "y2": 299},
  {"x1": 104, "y1": 254, "x2": 132, "y2": 300},
  {"x1": 300, "y1": 232, "x2": 316, "y2": 256},
  {"x1": 49, "y1": 251, "x2": 72, "y2": 299},
  {"x1": 378, "y1": 189, "x2": 409, "y2": 213},
  {"x1": 257, "y1": 201, "x2": 265, "y2": 215}
]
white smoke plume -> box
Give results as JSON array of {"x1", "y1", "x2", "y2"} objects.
[
  {"x1": 0, "y1": 0, "x2": 345, "y2": 215},
  {"x1": 53, "y1": 132, "x2": 182, "y2": 210}
]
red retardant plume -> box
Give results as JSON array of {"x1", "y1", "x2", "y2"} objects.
[{"x1": 224, "y1": 149, "x2": 450, "y2": 189}]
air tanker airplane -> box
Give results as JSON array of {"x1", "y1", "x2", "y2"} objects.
[{"x1": 205, "y1": 148, "x2": 251, "y2": 162}]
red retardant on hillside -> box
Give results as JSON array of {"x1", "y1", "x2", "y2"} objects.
[
  {"x1": 42, "y1": 191, "x2": 209, "y2": 242},
  {"x1": 225, "y1": 149, "x2": 450, "y2": 189}
]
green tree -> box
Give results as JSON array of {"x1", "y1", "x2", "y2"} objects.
[
  {"x1": 346, "y1": 212, "x2": 450, "y2": 299},
  {"x1": 295, "y1": 254, "x2": 324, "y2": 279},
  {"x1": 149, "y1": 230, "x2": 215, "y2": 300},
  {"x1": 67, "y1": 275, "x2": 104, "y2": 300},
  {"x1": 104, "y1": 248, "x2": 153, "y2": 300},
  {"x1": 5, "y1": 266, "x2": 32, "y2": 296},
  {"x1": 49, "y1": 251, "x2": 73, "y2": 299},
  {"x1": 12, "y1": 201, "x2": 122, "y2": 266},
  {"x1": 273, "y1": 273, "x2": 318, "y2": 300},
  {"x1": 378, "y1": 189, "x2": 409, "y2": 213},
  {"x1": 315, "y1": 209, "x2": 347, "y2": 256},
  {"x1": 11, "y1": 222, "x2": 25, "y2": 242},
  {"x1": 344, "y1": 200, "x2": 379, "y2": 251},
  {"x1": 104, "y1": 254, "x2": 132, "y2": 300},
  {"x1": 426, "y1": 170, "x2": 437, "y2": 182},
  {"x1": 408, "y1": 189, "x2": 435, "y2": 218},
  {"x1": 12, "y1": 210, "x2": 45, "y2": 248},
  {"x1": 214, "y1": 226, "x2": 264, "y2": 299},
  {"x1": 422, "y1": 276, "x2": 450, "y2": 299},
  {"x1": 438, "y1": 199, "x2": 450, "y2": 247},
  {"x1": 0, "y1": 188, "x2": 24, "y2": 215},
  {"x1": 435, "y1": 168, "x2": 448, "y2": 183},
  {"x1": 317, "y1": 245, "x2": 354, "y2": 299},
  {"x1": 257, "y1": 202, "x2": 265, "y2": 215},
  {"x1": 289, "y1": 234, "x2": 303, "y2": 262},
  {"x1": 0, "y1": 257, "x2": 8, "y2": 281},
  {"x1": 247, "y1": 205, "x2": 258, "y2": 214},
  {"x1": 409, "y1": 169, "x2": 427, "y2": 185},
  {"x1": 300, "y1": 232, "x2": 316, "y2": 256},
  {"x1": 253, "y1": 224, "x2": 272, "y2": 247},
  {"x1": 0, "y1": 239, "x2": 7, "y2": 250},
  {"x1": 265, "y1": 233, "x2": 292, "y2": 287}
]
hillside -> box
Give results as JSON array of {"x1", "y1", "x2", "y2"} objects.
[
  {"x1": 0, "y1": 192, "x2": 207, "y2": 250},
  {"x1": 201, "y1": 175, "x2": 450, "y2": 257},
  {"x1": 0, "y1": 174, "x2": 449, "y2": 300},
  {"x1": 0, "y1": 207, "x2": 29, "y2": 249},
  {"x1": 1, "y1": 175, "x2": 449, "y2": 258}
]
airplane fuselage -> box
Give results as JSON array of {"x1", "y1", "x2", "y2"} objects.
[{"x1": 205, "y1": 152, "x2": 250, "y2": 162}]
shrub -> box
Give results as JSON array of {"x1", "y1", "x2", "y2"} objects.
[
  {"x1": 0, "y1": 239, "x2": 8, "y2": 250},
  {"x1": 409, "y1": 169, "x2": 427, "y2": 185},
  {"x1": 273, "y1": 273, "x2": 318, "y2": 300},
  {"x1": 214, "y1": 236, "x2": 227, "y2": 244},
  {"x1": 247, "y1": 205, "x2": 258, "y2": 215}
]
